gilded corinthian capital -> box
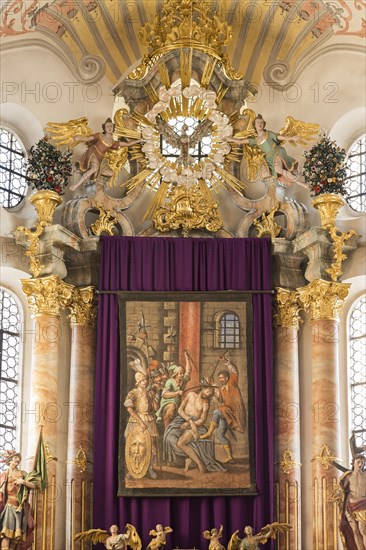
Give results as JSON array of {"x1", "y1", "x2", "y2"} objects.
[
  {"x1": 297, "y1": 279, "x2": 350, "y2": 322},
  {"x1": 21, "y1": 275, "x2": 74, "y2": 317},
  {"x1": 68, "y1": 286, "x2": 97, "y2": 326},
  {"x1": 273, "y1": 288, "x2": 302, "y2": 329}
]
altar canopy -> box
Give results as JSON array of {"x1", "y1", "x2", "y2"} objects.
[{"x1": 94, "y1": 236, "x2": 273, "y2": 547}]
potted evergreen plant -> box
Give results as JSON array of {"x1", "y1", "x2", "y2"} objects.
[
  {"x1": 303, "y1": 134, "x2": 348, "y2": 228},
  {"x1": 25, "y1": 137, "x2": 72, "y2": 224}
]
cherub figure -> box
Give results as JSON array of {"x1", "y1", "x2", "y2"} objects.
[
  {"x1": 45, "y1": 116, "x2": 141, "y2": 190},
  {"x1": 229, "y1": 109, "x2": 319, "y2": 187},
  {"x1": 228, "y1": 523, "x2": 292, "y2": 550},
  {"x1": 75, "y1": 523, "x2": 142, "y2": 550},
  {"x1": 202, "y1": 525, "x2": 225, "y2": 550},
  {"x1": 146, "y1": 524, "x2": 173, "y2": 550}
]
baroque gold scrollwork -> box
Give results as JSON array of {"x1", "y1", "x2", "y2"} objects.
[
  {"x1": 21, "y1": 275, "x2": 74, "y2": 318},
  {"x1": 67, "y1": 446, "x2": 92, "y2": 474},
  {"x1": 16, "y1": 190, "x2": 62, "y2": 277},
  {"x1": 253, "y1": 204, "x2": 282, "y2": 239},
  {"x1": 68, "y1": 286, "x2": 97, "y2": 327},
  {"x1": 278, "y1": 449, "x2": 302, "y2": 475},
  {"x1": 153, "y1": 183, "x2": 223, "y2": 237},
  {"x1": 89, "y1": 205, "x2": 118, "y2": 236},
  {"x1": 273, "y1": 288, "x2": 302, "y2": 329},
  {"x1": 297, "y1": 279, "x2": 350, "y2": 322},
  {"x1": 326, "y1": 226, "x2": 356, "y2": 282},
  {"x1": 130, "y1": 0, "x2": 242, "y2": 81},
  {"x1": 312, "y1": 444, "x2": 339, "y2": 470}
]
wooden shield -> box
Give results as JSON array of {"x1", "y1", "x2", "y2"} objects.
[{"x1": 125, "y1": 426, "x2": 151, "y2": 479}]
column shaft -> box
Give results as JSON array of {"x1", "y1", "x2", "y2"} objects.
[
  {"x1": 66, "y1": 324, "x2": 96, "y2": 549},
  {"x1": 311, "y1": 319, "x2": 340, "y2": 550}
]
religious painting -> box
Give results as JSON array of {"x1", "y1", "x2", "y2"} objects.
[{"x1": 117, "y1": 292, "x2": 256, "y2": 496}]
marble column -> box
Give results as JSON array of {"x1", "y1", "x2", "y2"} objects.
[
  {"x1": 273, "y1": 288, "x2": 302, "y2": 550},
  {"x1": 21, "y1": 275, "x2": 74, "y2": 550},
  {"x1": 65, "y1": 287, "x2": 97, "y2": 549},
  {"x1": 298, "y1": 279, "x2": 350, "y2": 550}
]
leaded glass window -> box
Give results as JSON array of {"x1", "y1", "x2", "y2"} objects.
[
  {"x1": 0, "y1": 288, "x2": 21, "y2": 452},
  {"x1": 0, "y1": 128, "x2": 28, "y2": 208},
  {"x1": 345, "y1": 135, "x2": 366, "y2": 213},
  {"x1": 349, "y1": 295, "x2": 366, "y2": 448},
  {"x1": 160, "y1": 116, "x2": 212, "y2": 162}
]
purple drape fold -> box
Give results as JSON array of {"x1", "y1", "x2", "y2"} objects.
[{"x1": 94, "y1": 237, "x2": 273, "y2": 547}]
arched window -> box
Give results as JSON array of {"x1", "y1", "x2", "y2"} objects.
[
  {"x1": 214, "y1": 311, "x2": 240, "y2": 348},
  {"x1": 0, "y1": 127, "x2": 28, "y2": 208},
  {"x1": 0, "y1": 288, "x2": 22, "y2": 451},
  {"x1": 348, "y1": 295, "x2": 366, "y2": 448},
  {"x1": 345, "y1": 135, "x2": 366, "y2": 213}
]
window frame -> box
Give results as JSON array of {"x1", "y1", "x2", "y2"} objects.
[
  {"x1": 0, "y1": 287, "x2": 24, "y2": 456},
  {"x1": 0, "y1": 126, "x2": 28, "y2": 209},
  {"x1": 347, "y1": 293, "x2": 366, "y2": 450},
  {"x1": 345, "y1": 134, "x2": 366, "y2": 213}
]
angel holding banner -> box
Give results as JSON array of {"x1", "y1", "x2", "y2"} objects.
[
  {"x1": 0, "y1": 432, "x2": 46, "y2": 550},
  {"x1": 75, "y1": 523, "x2": 142, "y2": 550},
  {"x1": 229, "y1": 110, "x2": 319, "y2": 187},
  {"x1": 228, "y1": 523, "x2": 292, "y2": 550},
  {"x1": 45, "y1": 113, "x2": 142, "y2": 190}
]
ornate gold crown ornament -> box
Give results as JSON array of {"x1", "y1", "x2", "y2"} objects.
[{"x1": 130, "y1": 0, "x2": 242, "y2": 81}]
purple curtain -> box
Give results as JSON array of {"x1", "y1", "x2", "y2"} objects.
[{"x1": 94, "y1": 236, "x2": 273, "y2": 547}]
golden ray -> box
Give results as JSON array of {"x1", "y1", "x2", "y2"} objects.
[
  {"x1": 192, "y1": 98, "x2": 204, "y2": 118},
  {"x1": 122, "y1": 168, "x2": 154, "y2": 192},
  {"x1": 131, "y1": 111, "x2": 155, "y2": 127},
  {"x1": 143, "y1": 181, "x2": 170, "y2": 221},
  {"x1": 144, "y1": 84, "x2": 159, "y2": 104},
  {"x1": 180, "y1": 47, "x2": 193, "y2": 89},
  {"x1": 229, "y1": 111, "x2": 240, "y2": 125},
  {"x1": 215, "y1": 166, "x2": 248, "y2": 192},
  {"x1": 201, "y1": 58, "x2": 217, "y2": 87},
  {"x1": 216, "y1": 83, "x2": 229, "y2": 103},
  {"x1": 157, "y1": 61, "x2": 170, "y2": 89},
  {"x1": 210, "y1": 174, "x2": 224, "y2": 193},
  {"x1": 198, "y1": 178, "x2": 215, "y2": 201}
]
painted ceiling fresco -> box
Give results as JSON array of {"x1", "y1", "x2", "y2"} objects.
[{"x1": 1, "y1": 0, "x2": 365, "y2": 86}]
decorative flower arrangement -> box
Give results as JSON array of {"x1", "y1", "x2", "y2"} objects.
[
  {"x1": 302, "y1": 133, "x2": 348, "y2": 197},
  {"x1": 26, "y1": 137, "x2": 72, "y2": 195},
  {"x1": 141, "y1": 83, "x2": 233, "y2": 187}
]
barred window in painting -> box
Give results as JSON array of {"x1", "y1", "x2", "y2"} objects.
[
  {"x1": 215, "y1": 312, "x2": 240, "y2": 349},
  {"x1": 0, "y1": 128, "x2": 28, "y2": 208},
  {"x1": 349, "y1": 295, "x2": 366, "y2": 449},
  {"x1": 0, "y1": 288, "x2": 22, "y2": 453},
  {"x1": 345, "y1": 135, "x2": 366, "y2": 213}
]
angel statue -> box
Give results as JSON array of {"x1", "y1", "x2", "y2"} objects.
[
  {"x1": 155, "y1": 117, "x2": 213, "y2": 166},
  {"x1": 202, "y1": 525, "x2": 226, "y2": 550},
  {"x1": 45, "y1": 116, "x2": 141, "y2": 191},
  {"x1": 229, "y1": 109, "x2": 319, "y2": 188},
  {"x1": 146, "y1": 524, "x2": 173, "y2": 550},
  {"x1": 75, "y1": 523, "x2": 142, "y2": 550},
  {"x1": 228, "y1": 523, "x2": 292, "y2": 550}
]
